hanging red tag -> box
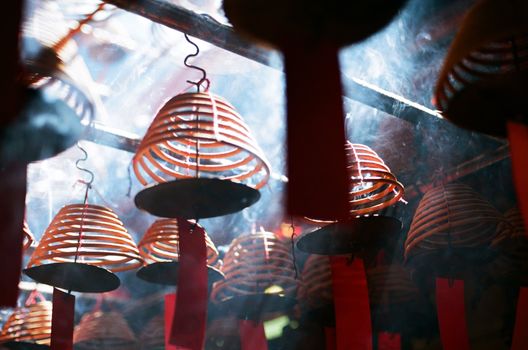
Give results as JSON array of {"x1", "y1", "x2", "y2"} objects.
[
  {"x1": 164, "y1": 294, "x2": 178, "y2": 350},
  {"x1": 507, "y1": 121, "x2": 528, "y2": 234},
  {"x1": 170, "y1": 219, "x2": 208, "y2": 350},
  {"x1": 284, "y1": 42, "x2": 349, "y2": 222},
  {"x1": 435, "y1": 278, "x2": 470, "y2": 350},
  {"x1": 512, "y1": 287, "x2": 528, "y2": 350},
  {"x1": 239, "y1": 320, "x2": 268, "y2": 350},
  {"x1": 378, "y1": 332, "x2": 401, "y2": 350},
  {"x1": 51, "y1": 289, "x2": 75, "y2": 350},
  {"x1": 330, "y1": 256, "x2": 372, "y2": 350},
  {"x1": 0, "y1": 164, "x2": 26, "y2": 307},
  {"x1": 325, "y1": 327, "x2": 337, "y2": 350}
]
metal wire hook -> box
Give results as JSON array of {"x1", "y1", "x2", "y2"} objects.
[
  {"x1": 183, "y1": 33, "x2": 210, "y2": 92},
  {"x1": 75, "y1": 142, "x2": 95, "y2": 187}
]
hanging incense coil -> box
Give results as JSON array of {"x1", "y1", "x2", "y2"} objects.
[
  {"x1": 405, "y1": 183, "x2": 503, "y2": 272},
  {"x1": 298, "y1": 255, "x2": 333, "y2": 311},
  {"x1": 366, "y1": 265, "x2": 418, "y2": 306},
  {"x1": 73, "y1": 311, "x2": 138, "y2": 350},
  {"x1": 139, "y1": 315, "x2": 163, "y2": 350},
  {"x1": 211, "y1": 232, "x2": 297, "y2": 317},
  {"x1": 206, "y1": 316, "x2": 241, "y2": 350},
  {"x1": 0, "y1": 301, "x2": 52, "y2": 346},
  {"x1": 136, "y1": 218, "x2": 223, "y2": 285},
  {"x1": 133, "y1": 92, "x2": 270, "y2": 189},
  {"x1": 23, "y1": 221, "x2": 35, "y2": 251},
  {"x1": 434, "y1": 0, "x2": 528, "y2": 136}
]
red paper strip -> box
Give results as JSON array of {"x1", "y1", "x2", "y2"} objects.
[
  {"x1": 51, "y1": 289, "x2": 75, "y2": 350},
  {"x1": 435, "y1": 278, "x2": 470, "y2": 350},
  {"x1": 325, "y1": 327, "x2": 337, "y2": 350},
  {"x1": 378, "y1": 332, "x2": 401, "y2": 350},
  {"x1": 284, "y1": 42, "x2": 349, "y2": 221},
  {"x1": 170, "y1": 219, "x2": 208, "y2": 350},
  {"x1": 507, "y1": 121, "x2": 528, "y2": 234},
  {"x1": 512, "y1": 287, "x2": 528, "y2": 350},
  {"x1": 239, "y1": 320, "x2": 268, "y2": 350},
  {"x1": 0, "y1": 164, "x2": 26, "y2": 307},
  {"x1": 164, "y1": 294, "x2": 178, "y2": 350},
  {"x1": 330, "y1": 257, "x2": 372, "y2": 350}
]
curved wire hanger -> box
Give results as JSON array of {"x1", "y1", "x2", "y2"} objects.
[
  {"x1": 183, "y1": 33, "x2": 210, "y2": 92},
  {"x1": 75, "y1": 142, "x2": 95, "y2": 188}
]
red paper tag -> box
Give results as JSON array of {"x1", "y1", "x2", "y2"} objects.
[
  {"x1": 378, "y1": 332, "x2": 401, "y2": 350},
  {"x1": 284, "y1": 42, "x2": 349, "y2": 221},
  {"x1": 435, "y1": 278, "x2": 470, "y2": 350},
  {"x1": 325, "y1": 327, "x2": 337, "y2": 350},
  {"x1": 330, "y1": 257, "x2": 372, "y2": 350},
  {"x1": 0, "y1": 164, "x2": 26, "y2": 307},
  {"x1": 512, "y1": 287, "x2": 528, "y2": 350},
  {"x1": 51, "y1": 289, "x2": 75, "y2": 350},
  {"x1": 170, "y1": 219, "x2": 208, "y2": 350},
  {"x1": 507, "y1": 121, "x2": 528, "y2": 234},
  {"x1": 164, "y1": 294, "x2": 178, "y2": 350},
  {"x1": 239, "y1": 320, "x2": 268, "y2": 350}
]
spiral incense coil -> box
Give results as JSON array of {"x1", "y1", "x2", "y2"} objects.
[
  {"x1": 138, "y1": 219, "x2": 219, "y2": 267},
  {"x1": 133, "y1": 92, "x2": 270, "y2": 189},
  {"x1": 404, "y1": 183, "x2": 503, "y2": 260},
  {"x1": 298, "y1": 255, "x2": 332, "y2": 311},
  {"x1": 366, "y1": 265, "x2": 418, "y2": 306},
  {"x1": 211, "y1": 232, "x2": 297, "y2": 302},
  {"x1": 27, "y1": 204, "x2": 143, "y2": 272},
  {"x1": 0, "y1": 301, "x2": 52, "y2": 345},
  {"x1": 346, "y1": 143, "x2": 404, "y2": 216},
  {"x1": 139, "y1": 316, "x2": 164, "y2": 350},
  {"x1": 23, "y1": 221, "x2": 35, "y2": 251},
  {"x1": 74, "y1": 311, "x2": 138, "y2": 350}
]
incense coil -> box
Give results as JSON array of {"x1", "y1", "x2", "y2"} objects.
[
  {"x1": 138, "y1": 218, "x2": 219, "y2": 267},
  {"x1": 298, "y1": 255, "x2": 332, "y2": 311},
  {"x1": 133, "y1": 92, "x2": 270, "y2": 189},
  {"x1": 27, "y1": 204, "x2": 143, "y2": 272},
  {"x1": 23, "y1": 221, "x2": 34, "y2": 251},
  {"x1": 346, "y1": 143, "x2": 404, "y2": 216},
  {"x1": 211, "y1": 232, "x2": 297, "y2": 302},
  {"x1": 139, "y1": 316, "x2": 163, "y2": 350},
  {"x1": 74, "y1": 311, "x2": 138, "y2": 350},
  {"x1": 404, "y1": 183, "x2": 503, "y2": 260},
  {"x1": 0, "y1": 301, "x2": 52, "y2": 345},
  {"x1": 366, "y1": 265, "x2": 418, "y2": 306}
]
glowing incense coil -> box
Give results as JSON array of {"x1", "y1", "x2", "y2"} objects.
[
  {"x1": 0, "y1": 301, "x2": 52, "y2": 346},
  {"x1": 25, "y1": 204, "x2": 143, "y2": 292},
  {"x1": 211, "y1": 232, "x2": 297, "y2": 317},
  {"x1": 298, "y1": 255, "x2": 333, "y2": 311},
  {"x1": 346, "y1": 143, "x2": 404, "y2": 217},
  {"x1": 73, "y1": 311, "x2": 138, "y2": 350},
  {"x1": 366, "y1": 266, "x2": 418, "y2": 306},
  {"x1": 405, "y1": 183, "x2": 503, "y2": 272},
  {"x1": 23, "y1": 221, "x2": 34, "y2": 251},
  {"x1": 139, "y1": 316, "x2": 164, "y2": 350},
  {"x1": 133, "y1": 92, "x2": 269, "y2": 188}
]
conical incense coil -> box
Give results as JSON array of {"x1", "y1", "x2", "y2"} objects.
[
  {"x1": 73, "y1": 311, "x2": 138, "y2": 350},
  {"x1": 139, "y1": 315, "x2": 163, "y2": 350},
  {"x1": 133, "y1": 92, "x2": 270, "y2": 189},
  {"x1": 211, "y1": 232, "x2": 297, "y2": 302},
  {"x1": 23, "y1": 221, "x2": 34, "y2": 251},
  {"x1": 138, "y1": 219, "x2": 219, "y2": 267},
  {"x1": 405, "y1": 183, "x2": 503, "y2": 260},
  {"x1": 346, "y1": 143, "x2": 404, "y2": 217},
  {"x1": 0, "y1": 301, "x2": 52, "y2": 345},
  {"x1": 27, "y1": 204, "x2": 143, "y2": 272},
  {"x1": 366, "y1": 265, "x2": 418, "y2": 306},
  {"x1": 298, "y1": 255, "x2": 332, "y2": 311}
]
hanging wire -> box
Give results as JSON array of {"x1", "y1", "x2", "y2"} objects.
[
  {"x1": 183, "y1": 33, "x2": 210, "y2": 92},
  {"x1": 75, "y1": 142, "x2": 95, "y2": 188},
  {"x1": 290, "y1": 217, "x2": 299, "y2": 279}
]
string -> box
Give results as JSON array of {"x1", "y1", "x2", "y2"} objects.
[
  {"x1": 183, "y1": 33, "x2": 210, "y2": 93},
  {"x1": 290, "y1": 217, "x2": 298, "y2": 279}
]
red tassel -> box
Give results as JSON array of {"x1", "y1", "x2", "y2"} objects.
[
  {"x1": 170, "y1": 219, "x2": 208, "y2": 350},
  {"x1": 512, "y1": 287, "x2": 528, "y2": 350},
  {"x1": 239, "y1": 320, "x2": 268, "y2": 350},
  {"x1": 330, "y1": 257, "x2": 372, "y2": 350},
  {"x1": 51, "y1": 289, "x2": 75, "y2": 350},
  {"x1": 378, "y1": 332, "x2": 401, "y2": 350},
  {"x1": 325, "y1": 327, "x2": 337, "y2": 350},
  {"x1": 435, "y1": 278, "x2": 470, "y2": 350},
  {"x1": 164, "y1": 294, "x2": 178, "y2": 350},
  {"x1": 507, "y1": 121, "x2": 528, "y2": 234},
  {"x1": 284, "y1": 42, "x2": 349, "y2": 221},
  {"x1": 0, "y1": 164, "x2": 26, "y2": 307}
]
